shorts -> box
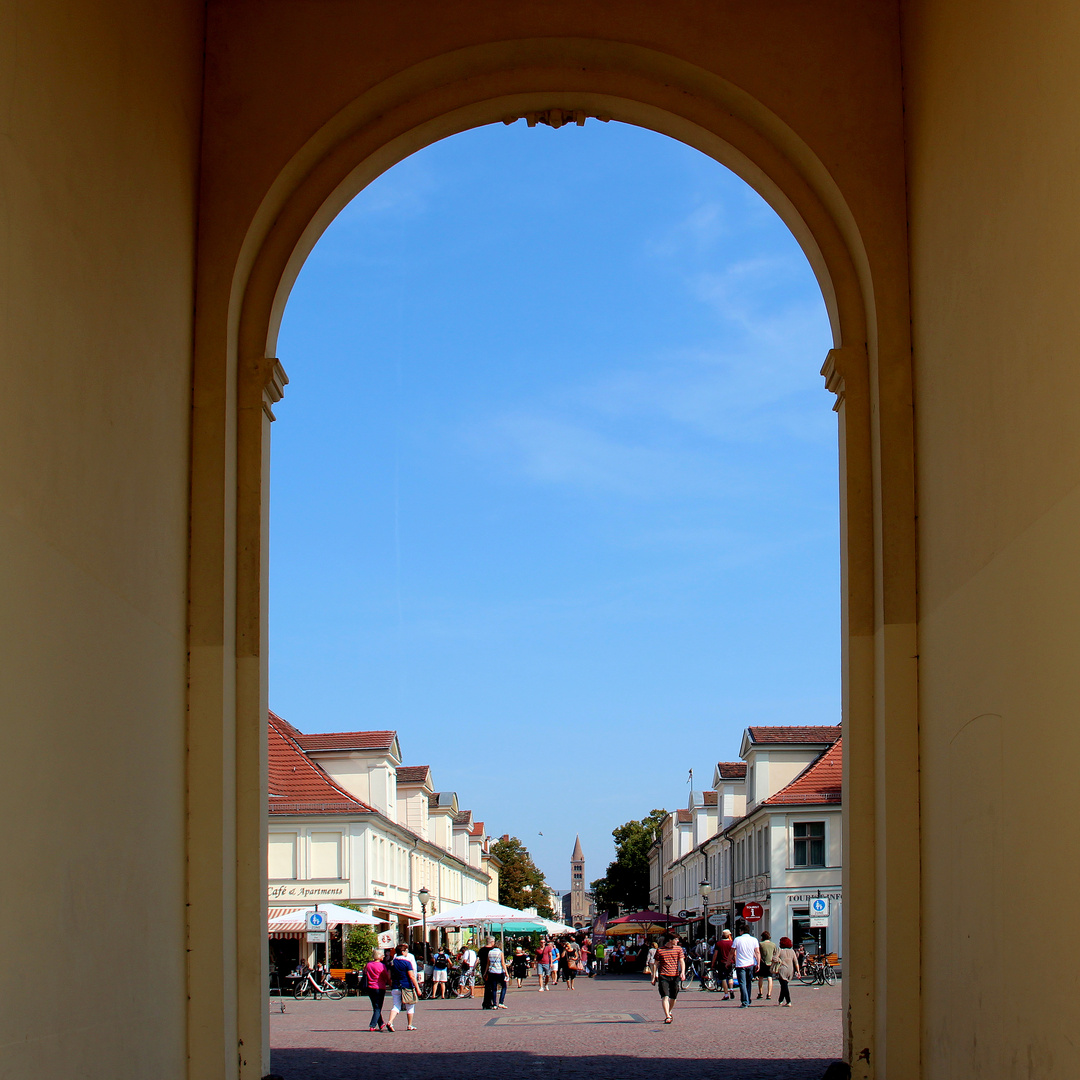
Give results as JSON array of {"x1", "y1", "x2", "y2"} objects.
[
  {"x1": 432, "y1": 969, "x2": 448, "y2": 982},
  {"x1": 656, "y1": 975, "x2": 681, "y2": 999},
  {"x1": 538, "y1": 963, "x2": 551, "y2": 975}
]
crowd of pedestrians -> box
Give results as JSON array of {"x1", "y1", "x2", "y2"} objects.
[
  {"x1": 644, "y1": 922, "x2": 804, "y2": 1023},
  {"x1": 354, "y1": 921, "x2": 808, "y2": 1032}
]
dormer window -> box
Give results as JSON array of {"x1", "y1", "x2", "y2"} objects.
[{"x1": 793, "y1": 821, "x2": 826, "y2": 867}]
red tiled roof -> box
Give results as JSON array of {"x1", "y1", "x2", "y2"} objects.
[
  {"x1": 764, "y1": 739, "x2": 843, "y2": 805},
  {"x1": 746, "y1": 725, "x2": 841, "y2": 745},
  {"x1": 396, "y1": 765, "x2": 431, "y2": 784},
  {"x1": 702, "y1": 791, "x2": 718, "y2": 805},
  {"x1": 469, "y1": 821, "x2": 484, "y2": 836},
  {"x1": 268, "y1": 712, "x2": 378, "y2": 815},
  {"x1": 454, "y1": 811, "x2": 473, "y2": 826},
  {"x1": 294, "y1": 730, "x2": 397, "y2": 753},
  {"x1": 676, "y1": 809, "x2": 692, "y2": 823},
  {"x1": 716, "y1": 762, "x2": 747, "y2": 779}
]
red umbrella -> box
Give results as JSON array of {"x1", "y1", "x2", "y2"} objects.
[{"x1": 607, "y1": 910, "x2": 688, "y2": 926}]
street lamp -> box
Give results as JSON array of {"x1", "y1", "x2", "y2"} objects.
[
  {"x1": 418, "y1": 886, "x2": 430, "y2": 955},
  {"x1": 699, "y1": 879, "x2": 711, "y2": 950},
  {"x1": 664, "y1": 895, "x2": 673, "y2": 917}
]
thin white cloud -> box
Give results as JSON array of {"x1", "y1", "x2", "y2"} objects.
[{"x1": 473, "y1": 413, "x2": 748, "y2": 499}]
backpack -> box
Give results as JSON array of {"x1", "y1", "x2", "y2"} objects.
[{"x1": 434, "y1": 952, "x2": 448, "y2": 969}]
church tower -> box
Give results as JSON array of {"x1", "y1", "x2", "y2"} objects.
[{"x1": 569, "y1": 835, "x2": 589, "y2": 927}]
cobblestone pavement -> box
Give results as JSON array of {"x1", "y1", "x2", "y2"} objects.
[{"x1": 270, "y1": 975, "x2": 843, "y2": 1080}]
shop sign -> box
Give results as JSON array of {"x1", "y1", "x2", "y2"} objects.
[
  {"x1": 786, "y1": 892, "x2": 841, "y2": 904},
  {"x1": 268, "y1": 879, "x2": 350, "y2": 902}
]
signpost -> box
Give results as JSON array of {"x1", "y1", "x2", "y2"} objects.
[
  {"x1": 741, "y1": 902, "x2": 763, "y2": 922},
  {"x1": 305, "y1": 908, "x2": 327, "y2": 962},
  {"x1": 809, "y1": 897, "x2": 830, "y2": 951},
  {"x1": 708, "y1": 914, "x2": 727, "y2": 927}
]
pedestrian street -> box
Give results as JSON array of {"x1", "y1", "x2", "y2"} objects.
[{"x1": 270, "y1": 975, "x2": 843, "y2": 1080}]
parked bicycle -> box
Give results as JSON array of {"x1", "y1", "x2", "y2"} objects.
[
  {"x1": 799, "y1": 955, "x2": 836, "y2": 986},
  {"x1": 680, "y1": 956, "x2": 718, "y2": 991},
  {"x1": 293, "y1": 971, "x2": 346, "y2": 999}
]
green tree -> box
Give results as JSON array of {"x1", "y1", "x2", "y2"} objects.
[
  {"x1": 344, "y1": 924, "x2": 378, "y2": 968},
  {"x1": 338, "y1": 902, "x2": 379, "y2": 969},
  {"x1": 489, "y1": 835, "x2": 555, "y2": 917},
  {"x1": 590, "y1": 808, "x2": 667, "y2": 915}
]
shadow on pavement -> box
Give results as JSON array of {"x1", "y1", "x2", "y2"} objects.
[{"x1": 270, "y1": 1048, "x2": 842, "y2": 1080}]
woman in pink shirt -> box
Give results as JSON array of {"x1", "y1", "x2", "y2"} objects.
[{"x1": 363, "y1": 948, "x2": 392, "y2": 1031}]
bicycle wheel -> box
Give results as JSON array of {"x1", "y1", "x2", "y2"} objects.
[
  {"x1": 293, "y1": 980, "x2": 311, "y2": 999},
  {"x1": 822, "y1": 963, "x2": 836, "y2": 985},
  {"x1": 680, "y1": 966, "x2": 696, "y2": 990},
  {"x1": 326, "y1": 983, "x2": 346, "y2": 1000},
  {"x1": 703, "y1": 968, "x2": 717, "y2": 992},
  {"x1": 799, "y1": 966, "x2": 817, "y2": 985}
]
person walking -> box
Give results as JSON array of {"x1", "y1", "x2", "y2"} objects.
[
  {"x1": 644, "y1": 938, "x2": 658, "y2": 979},
  {"x1": 481, "y1": 936, "x2": 508, "y2": 1009},
  {"x1": 732, "y1": 922, "x2": 761, "y2": 1008},
  {"x1": 650, "y1": 933, "x2": 686, "y2": 1024},
  {"x1": 564, "y1": 940, "x2": 580, "y2": 989},
  {"x1": 511, "y1": 946, "x2": 530, "y2": 988},
  {"x1": 774, "y1": 936, "x2": 801, "y2": 1007},
  {"x1": 757, "y1": 931, "x2": 778, "y2": 1000},
  {"x1": 363, "y1": 948, "x2": 391, "y2": 1031},
  {"x1": 536, "y1": 938, "x2": 553, "y2": 991},
  {"x1": 457, "y1": 943, "x2": 477, "y2": 998},
  {"x1": 712, "y1": 929, "x2": 736, "y2": 1000},
  {"x1": 550, "y1": 940, "x2": 561, "y2": 985},
  {"x1": 430, "y1": 946, "x2": 450, "y2": 999},
  {"x1": 593, "y1": 939, "x2": 605, "y2": 976},
  {"x1": 386, "y1": 942, "x2": 420, "y2": 1031}
]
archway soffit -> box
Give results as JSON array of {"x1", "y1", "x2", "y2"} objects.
[{"x1": 234, "y1": 38, "x2": 870, "y2": 366}]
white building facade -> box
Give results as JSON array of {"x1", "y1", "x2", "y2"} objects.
[
  {"x1": 650, "y1": 726, "x2": 843, "y2": 953},
  {"x1": 267, "y1": 713, "x2": 494, "y2": 957}
]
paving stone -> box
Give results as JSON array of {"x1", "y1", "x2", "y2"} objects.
[{"x1": 271, "y1": 975, "x2": 843, "y2": 1080}]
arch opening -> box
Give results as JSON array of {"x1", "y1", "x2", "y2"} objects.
[
  {"x1": 199, "y1": 38, "x2": 892, "y2": 1079},
  {"x1": 265, "y1": 92, "x2": 838, "y2": 1080}
]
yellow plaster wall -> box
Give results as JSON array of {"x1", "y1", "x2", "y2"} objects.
[
  {"x1": 904, "y1": 1, "x2": 1080, "y2": 1075},
  {"x1": 0, "y1": 1, "x2": 203, "y2": 1076}
]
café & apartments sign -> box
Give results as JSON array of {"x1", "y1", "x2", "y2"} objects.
[{"x1": 268, "y1": 880, "x2": 349, "y2": 902}]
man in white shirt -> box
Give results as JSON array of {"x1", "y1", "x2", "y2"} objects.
[
  {"x1": 458, "y1": 944, "x2": 478, "y2": 998},
  {"x1": 732, "y1": 922, "x2": 761, "y2": 1008}
]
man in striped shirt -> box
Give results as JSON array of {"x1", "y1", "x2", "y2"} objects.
[{"x1": 650, "y1": 933, "x2": 686, "y2": 1024}]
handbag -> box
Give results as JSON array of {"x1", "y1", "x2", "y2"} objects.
[{"x1": 400, "y1": 987, "x2": 417, "y2": 1005}]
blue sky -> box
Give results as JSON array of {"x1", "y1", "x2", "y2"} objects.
[{"x1": 271, "y1": 120, "x2": 838, "y2": 891}]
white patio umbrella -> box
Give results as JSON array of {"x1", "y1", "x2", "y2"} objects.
[
  {"x1": 539, "y1": 918, "x2": 578, "y2": 935},
  {"x1": 267, "y1": 903, "x2": 386, "y2": 931},
  {"x1": 425, "y1": 899, "x2": 531, "y2": 928}
]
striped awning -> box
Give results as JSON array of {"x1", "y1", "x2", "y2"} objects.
[{"x1": 268, "y1": 907, "x2": 308, "y2": 939}]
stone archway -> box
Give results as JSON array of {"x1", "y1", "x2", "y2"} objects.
[{"x1": 188, "y1": 37, "x2": 917, "y2": 1080}]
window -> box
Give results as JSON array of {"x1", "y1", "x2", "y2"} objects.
[
  {"x1": 793, "y1": 821, "x2": 826, "y2": 867},
  {"x1": 268, "y1": 833, "x2": 297, "y2": 879},
  {"x1": 310, "y1": 831, "x2": 342, "y2": 878}
]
